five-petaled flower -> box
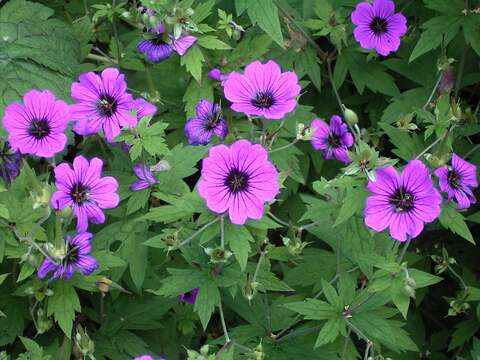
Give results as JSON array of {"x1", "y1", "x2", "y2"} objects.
[
  {"x1": 38, "y1": 232, "x2": 98, "y2": 280},
  {"x1": 70, "y1": 67, "x2": 138, "y2": 142},
  {"x1": 351, "y1": 0, "x2": 407, "y2": 56},
  {"x1": 198, "y1": 139, "x2": 279, "y2": 225},
  {"x1": 2, "y1": 89, "x2": 70, "y2": 158},
  {"x1": 364, "y1": 160, "x2": 442, "y2": 242},
  {"x1": 434, "y1": 153, "x2": 478, "y2": 209},
  {"x1": 310, "y1": 115, "x2": 354, "y2": 164},
  {"x1": 223, "y1": 60, "x2": 300, "y2": 120},
  {"x1": 51, "y1": 155, "x2": 120, "y2": 232},
  {"x1": 184, "y1": 99, "x2": 228, "y2": 146},
  {"x1": 130, "y1": 164, "x2": 159, "y2": 191}
]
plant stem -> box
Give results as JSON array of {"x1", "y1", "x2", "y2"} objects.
[
  {"x1": 220, "y1": 215, "x2": 225, "y2": 249},
  {"x1": 251, "y1": 251, "x2": 266, "y2": 286},
  {"x1": 414, "y1": 126, "x2": 455, "y2": 160},
  {"x1": 86, "y1": 53, "x2": 117, "y2": 64},
  {"x1": 447, "y1": 265, "x2": 468, "y2": 291},
  {"x1": 111, "y1": 0, "x2": 122, "y2": 67},
  {"x1": 177, "y1": 217, "x2": 220, "y2": 248},
  {"x1": 218, "y1": 300, "x2": 231, "y2": 343},
  {"x1": 422, "y1": 74, "x2": 443, "y2": 110},
  {"x1": 275, "y1": 325, "x2": 322, "y2": 343},
  {"x1": 397, "y1": 238, "x2": 411, "y2": 264},
  {"x1": 464, "y1": 144, "x2": 480, "y2": 159},
  {"x1": 144, "y1": 61, "x2": 157, "y2": 96},
  {"x1": 270, "y1": 138, "x2": 300, "y2": 153},
  {"x1": 83, "y1": 0, "x2": 89, "y2": 15},
  {"x1": 267, "y1": 211, "x2": 296, "y2": 229},
  {"x1": 455, "y1": 48, "x2": 468, "y2": 98}
]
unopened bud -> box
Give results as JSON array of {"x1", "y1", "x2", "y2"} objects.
[
  {"x1": 204, "y1": 247, "x2": 232, "y2": 263},
  {"x1": 343, "y1": 108, "x2": 358, "y2": 125},
  {"x1": 32, "y1": 187, "x2": 50, "y2": 209},
  {"x1": 58, "y1": 206, "x2": 73, "y2": 219},
  {"x1": 96, "y1": 277, "x2": 112, "y2": 295}
]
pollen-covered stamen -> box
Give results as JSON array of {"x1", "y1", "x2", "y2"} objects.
[
  {"x1": 390, "y1": 186, "x2": 415, "y2": 212},
  {"x1": 28, "y1": 118, "x2": 51, "y2": 139},
  {"x1": 96, "y1": 94, "x2": 118, "y2": 117},
  {"x1": 225, "y1": 168, "x2": 249, "y2": 193},
  {"x1": 70, "y1": 183, "x2": 90, "y2": 204},
  {"x1": 369, "y1": 16, "x2": 389, "y2": 35},
  {"x1": 447, "y1": 170, "x2": 462, "y2": 189},
  {"x1": 252, "y1": 92, "x2": 275, "y2": 109}
]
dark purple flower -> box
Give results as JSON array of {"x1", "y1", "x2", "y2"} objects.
[
  {"x1": 223, "y1": 60, "x2": 300, "y2": 120},
  {"x1": 0, "y1": 142, "x2": 22, "y2": 184},
  {"x1": 137, "y1": 25, "x2": 174, "y2": 63},
  {"x1": 310, "y1": 115, "x2": 354, "y2": 164},
  {"x1": 351, "y1": 0, "x2": 407, "y2": 56},
  {"x1": 38, "y1": 232, "x2": 98, "y2": 280},
  {"x1": 364, "y1": 160, "x2": 442, "y2": 242},
  {"x1": 434, "y1": 153, "x2": 478, "y2": 209},
  {"x1": 198, "y1": 140, "x2": 279, "y2": 225},
  {"x1": 179, "y1": 288, "x2": 199, "y2": 305},
  {"x1": 51, "y1": 156, "x2": 120, "y2": 232},
  {"x1": 130, "y1": 164, "x2": 158, "y2": 191},
  {"x1": 184, "y1": 100, "x2": 228, "y2": 146},
  {"x1": 2, "y1": 89, "x2": 70, "y2": 158},
  {"x1": 70, "y1": 68, "x2": 137, "y2": 142},
  {"x1": 133, "y1": 98, "x2": 157, "y2": 119}
]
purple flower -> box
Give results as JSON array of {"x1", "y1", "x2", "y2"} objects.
[
  {"x1": 133, "y1": 98, "x2": 157, "y2": 119},
  {"x1": 133, "y1": 356, "x2": 154, "y2": 360},
  {"x1": 2, "y1": 89, "x2": 69, "y2": 158},
  {"x1": 208, "y1": 68, "x2": 229, "y2": 85},
  {"x1": 184, "y1": 100, "x2": 228, "y2": 146},
  {"x1": 130, "y1": 164, "x2": 158, "y2": 191},
  {"x1": 198, "y1": 140, "x2": 279, "y2": 225},
  {"x1": 438, "y1": 66, "x2": 455, "y2": 94},
  {"x1": 351, "y1": 0, "x2": 407, "y2": 56},
  {"x1": 223, "y1": 60, "x2": 300, "y2": 120},
  {"x1": 51, "y1": 156, "x2": 120, "y2": 232},
  {"x1": 364, "y1": 160, "x2": 442, "y2": 242},
  {"x1": 137, "y1": 24, "x2": 174, "y2": 63},
  {"x1": 170, "y1": 35, "x2": 197, "y2": 55},
  {"x1": 0, "y1": 142, "x2": 22, "y2": 184},
  {"x1": 179, "y1": 288, "x2": 199, "y2": 305},
  {"x1": 38, "y1": 232, "x2": 98, "y2": 280},
  {"x1": 310, "y1": 115, "x2": 354, "y2": 164},
  {"x1": 434, "y1": 153, "x2": 478, "y2": 209},
  {"x1": 70, "y1": 68, "x2": 137, "y2": 142}
]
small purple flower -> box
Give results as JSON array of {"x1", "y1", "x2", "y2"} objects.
[
  {"x1": 133, "y1": 356, "x2": 154, "y2": 360},
  {"x1": 438, "y1": 66, "x2": 455, "y2": 95},
  {"x1": 137, "y1": 24, "x2": 174, "y2": 63},
  {"x1": 434, "y1": 153, "x2": 478, "y2": 209},
  {"x1": 364, "y1": 160, "x2": 442, "y2": 242},
  {"x1": 130, "y1": 164, "x2": 158, "y2": 191},
  {"x1": 0, "y1": 142, "x2": 22, "y2": 184},
  {"x1": 2, "y1": 89, "x2": 69, "y2": 158},
  {"x1": 198, "y1": 140, "x2": 279, "y2": 225},
  {"x1": 133, "y1": 98, "x2": 157, "y2": 119},
  {"x1": 70, "y1": 68, "x2": 137, "y2": 142},
  {"x1": 51, "y1": 156, "x2": 120, "y2": 232},
  {"x1": 170, "y1": 35, "x2": 197, "y2": 55},
  {"x1": 223, "y1": 60, "x2": 300, "y2": 120},
  {"x1": 351, "y1": 0, "x2": 407, "y2": 56},
  {"x1": 179, "y1": 288, "x2": 199, "y2": 305},
  {"x1": 184, "y1": 100, "x2": 228, "y2": 146},
  {"x1": 208, "y1": 68, "x2": 229, "y2": 85},
  {"x1": 310, "y1": 115, "x2": 354, "y2": 164},
  {"x1": 38, "y1": 232, "x2": 98, "y2": 280}
]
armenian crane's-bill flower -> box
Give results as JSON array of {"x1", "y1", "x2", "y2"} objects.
[
  {"x1": 223, "y1": 60, "x2": 300, "y2": 120},
  {"x1": 0, "y1": 141, "x2": 22, "y2": 184},
  {"x1": 130, "y1": 164, "x2": 158, "y2": 191},
  {"x1": 198, "y1": 140, "x2": 279, "y2": 225},
  {"x1": 2, "y1": 89, "x2": 69, "y2": 158},
  {"x1": 38, "y1": 232, "x2": 98, "y2": 280},
  {"x1": 184, "y1": 100, "x2": 228, "y2": 146},
  {"x1": 133, "y1": 98, "x2": 157, "y2": 119},
  {"x1": 179, "y1": 288, "x2": 199, "y2": 304},
  {"x1": 364, "y1": 160, "x2": 442, "y2": 242},
  {"x1": 351, "y1": 0, "x2": 407, "y2": 56},
  {"x1": 51, "y1": 156, "x2": 120, "y2": 232},
  {"x1": 434, "y1": 153, "x2": 478, "y2": 209},
  {"x1": 70, "y1": 68, "x2": 137, "y2": 142},
  {"x1": 310, "y1": 115, "x2": 354, "y2": 163}
]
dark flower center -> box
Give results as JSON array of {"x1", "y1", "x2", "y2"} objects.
[
  {"x1": 328, "y1": 133, "x2": 341, "y2": 148},
  {"x1": 252, "y1": 92, "x2": 275, "y2": 109},
  {"x1": 70, "y1": 183, "x2": 90, "y2": 205},
  {"x1": 225, "y1": 168, "x2": 249, "y2": 193},
  {"x1": 369, "y1": 16, "x2": 388, "y2": 35},
  {"x1": 151, "y1": 36, "x2": 167, "y2": 46},
  {"x1": 447, "y1": 170, "x2": 462, "y2": 189},
  {"x1": 390, "y1": 186, "x2": 415, "y2": 212},
  {"x1": 64, "y1": 244, "x2": 79, "y2": 265},
  {"x1": 28, "y1": 118, "x2": 51, "y2": 139},
  {"x1": 96, "y1": 94, "x2": 118, "y2": 117},
  {"x1": 205, "y1": 112, "x2": 221, "y2": 130}
]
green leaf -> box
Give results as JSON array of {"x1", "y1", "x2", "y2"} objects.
[
  {"x1": 295, "y1": 46, "x2": 321, "y2": 91},
  {"x1": 247, "y1": 0, "x2": 284, "y2": 47},
  {"x1": 120, "y1": 222, "x2": 149, "y2": 290},
  {"x1": 334, "y1": 187, "x2": 368, "y2": 227},
  {"x1": 191, "y1": 0, "x2": 215, "y2": 23},
  {"x1": 197, "y1": 35, "x2": 231, "y2": 50},
  {"x1": 180, "y1": 45, "x2": 205, "y2": 82},
  {"x1": 0, "y1": 273, "x2": 8, "y2": 285},
  {"x1": 47, "y1": 282, "x2": 81, "y2": 337},
  {"x1": 315, "y1": 317, "x2": 344, "y2": 348},
  {"x1": 439, "y1": 203, "x2": 475, "y2": 244},
  {"x1": 183, "y1": 78, "x2": 214, "y2": 118},
  {"x1": 448, "y1": 318, "x2": 480, "y2": 351},
  {"x1": 225, "y1": 221, "x2": 253, "y2": 271},
  {"x1": 194, "y1": 280, "x2": 220, "y2": 329},
  {"x1": 284, "y1": 299, "x2": 336, "y2": 320},
  {"x1": 126, "y1": 188, "x2": 151, "y2": 215},
  {"x1": 380, "y1": 123, "x2": 424, "y2": 161},
  {"x1": 322, "y1": 279, "x2": 342, "y2": 309},
  {"x1": 409, "y1": 269, "x2": 443, "y2": 288},
  {"x1": 0, "y1": 204, "x2": 9, "y2": 220},
  {"x1": 463, "y1": 16, "x2": 480, "y2": 57}
]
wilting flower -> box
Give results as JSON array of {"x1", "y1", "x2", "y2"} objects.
[
  {"x1": 179, "y1": 288, "x2": 199, "y2": 304},
  {"x1": 208, "y1": 68, "x2": 229, "y2": 84},
  {"x1": 184, "y1": 100, "x2": 228, "y2": 145},
  {"x1": 130, "y1": 164, "x2": 158, "y2": 191},
  {"x1": 2, "y1": 89, "x2": 69, "y2": 158},
  {"x1": 223, "y1": 60, "x2": 300, "y2": 120},
  {"x1": 51, "y1": 156, "x2": 120, "y2": 232},
  {"x1": 434, "y1": 153, "x2": 478, "y2": 209},
  {"x1": 70, "y1": 68, "x2": 137, "y2": 142},
  {"x1": 0, "y1": 142, "x2": 22, "y2": 184},
  {"x1": 438, "y1": 65, "x2": 455, "y2": 94},
  {"x1": 133, "y1": 98, "x2": 157, "y2": 119},
  {"x1": 364, "y1": 160, "x2": 442, "y2": 242},
  {"x1": 38, "y1": 232, "x2": 98, "y2": 280},
  {"x1": 198, "y1": 140, "x2": 279, "y2": 225},
  {"x1": 351, "y1": 0, "x2": 407, "y2": 56},
  {"x1": 310, "y1": 115, "x2": 354, "y2": 164}
]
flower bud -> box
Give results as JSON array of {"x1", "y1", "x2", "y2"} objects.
[
  {"x1": 343, "y1": 108, "x2": 359, "y2": 125},
  {"x1": 296, "y1": 123, "x2": 313, "y2": 141},
  {"x1": 75, "y1": 325, "x2": 95, "y2": 356},
  {"x1": 204, "y1": 247, "x2": 232, "y2": 263},
  {"x1": 32, "y1": 187, "x2": 50, "y2": 209},
  {"x1": 58, "y1": 205, "x2": 73, "y2": 219}
]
